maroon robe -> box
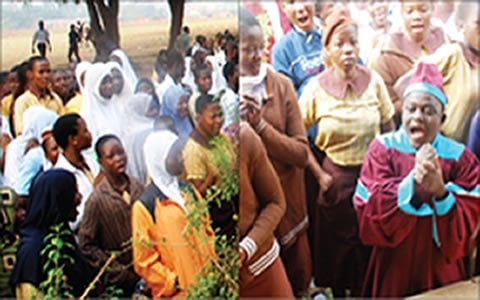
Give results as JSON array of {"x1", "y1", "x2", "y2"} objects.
[{"x1": 354, "y1": 128, "x2": 480, "y2": 297}]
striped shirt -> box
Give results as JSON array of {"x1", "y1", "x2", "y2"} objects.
[
  {"x1": 300, "y1": 70, "x2": 394, "y2": 166},
  {"x1": 423, "y1": 43, "x2": 480, "y2": 143}
]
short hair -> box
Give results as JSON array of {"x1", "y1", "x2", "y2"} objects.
[
  {"x1": 195, "y1": 93, "x2": 219, "y2": 115},
  {"x1": 222, "y1": 60, "x2": 237, "y2": 82},
  {"x1": 52, "y1": 113, "x2": 81, "y2": 149},
  {"x1": 94, "y1": 134, "x2": 121, "y2": 159},
  {"x1": 240, "y1": 7, "x2": 261, "y2": 31},
  {"x1": 193, "y1": 63, "x2": 211, "y2": 80},
  {"x1": 195, "y1": 35, "x2": 207, "y2": 44},
  {"x1": 166, "y1": 50, "x2": 184, "y2": 69},
  {"x1": 27, "y1": 56, "x2": 48, "y2": 71},
  {"x1": 183, "y1": 26, "x2": 190, "y2": 33}
]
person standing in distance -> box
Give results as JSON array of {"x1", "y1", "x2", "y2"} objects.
[{"x1": 32, "y1": 20, "x2": 51, "y2": 58}]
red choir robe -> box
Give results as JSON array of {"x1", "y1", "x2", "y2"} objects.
[{"x1": 354, "y1": 128, "x2": 480, "y2": 298}]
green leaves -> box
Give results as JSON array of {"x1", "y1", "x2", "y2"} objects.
[
  {"x1": 183, "y1": 134, "x2": 240, "y2": 298},
  {"x1": 39, "y1": 223, "x2": 75, "y2": 299}
]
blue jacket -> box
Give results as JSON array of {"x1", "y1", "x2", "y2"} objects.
[{"x1": 271, "y1": 26, "x2": 324, "y2": 97}]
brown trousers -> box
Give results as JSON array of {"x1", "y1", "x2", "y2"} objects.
[{"x1": 280, "y1": 231, "x2": 312, "y2": 296}]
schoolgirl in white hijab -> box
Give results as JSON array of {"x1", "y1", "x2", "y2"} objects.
[
  {"x1": 143, "y1": 129, "x2": 186, "y2": 212},
  {"x1": 110, "y1": 48, "x2": 138, "y2": 90},
  {"x1": 80, "y1": 62, "x2": 124, "y2": 143},
  {"x1": 124, "y1": 92, "x2": 156, "y2": 184},
  {"x1": 75, "y1": 61, "x2": 92, "y2": 94},
  {"x1": 4, "y1": 106, "x2": 58, "y2": 188}
]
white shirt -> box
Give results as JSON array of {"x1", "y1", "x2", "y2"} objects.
[
  {"x1": 54, "y1": 152, "x2": 99, "y2": 231},
  {"x1": 33, "y1": 29, "x2": 49, "y2": 44}
]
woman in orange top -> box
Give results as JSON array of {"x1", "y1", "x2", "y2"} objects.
[{"x1": 132, "y1": 130, "x2": 214, "y2": 298}]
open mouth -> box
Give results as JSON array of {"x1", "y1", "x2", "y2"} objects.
[
  {"x1": 409, "y1": 125, "x2": 425, "y2": 140},
  {"x1": 410, "y1": 24, "x2": 424, "y2": 32},
  {"x1": 297, "y1": 16, "x2": 309, "y2": 24}
]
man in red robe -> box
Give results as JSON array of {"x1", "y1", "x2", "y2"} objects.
[{"x1": 354, "y1": 62, "x2": 480, "y2": 297}]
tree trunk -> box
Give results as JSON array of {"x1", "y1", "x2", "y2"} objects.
[
  {"x1": 168, "y1": 0, "x2": 185, "y2": 50},
  {"x1": 86, "y1": 0, "x2": 119, "y2": 62}
]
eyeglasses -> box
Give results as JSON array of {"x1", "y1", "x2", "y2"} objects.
[{"x1": 240, "y1": 46, "x2": 264, "y2": 57}]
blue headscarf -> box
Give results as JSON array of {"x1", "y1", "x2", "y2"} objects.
[{"x1": 160, "y1": 85, "x2": 193, "y2": 139}]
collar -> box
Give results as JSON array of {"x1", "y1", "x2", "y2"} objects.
[
  {"x1": 459, "y1": 42, "x2": 480, "y2": 67},
  {"x1": 97, "y1": 174, "x2": 138, "y2": 205},
  {"x1": 396, "y1": 126, "x2": 441, "y2": 153},
  {"x1": 27, "y1": 88, "x2": 52, "y2": 100},
  {"x1": 317, "y1": 65, "x2": 371, "y2": 99},
  {"x1": 389, "y1": 26, "x2": 445, "y2": 58}
]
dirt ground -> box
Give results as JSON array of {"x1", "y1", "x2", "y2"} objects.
[{"x1": 1, "y1": 17, "x2": 237, "y2": 78}]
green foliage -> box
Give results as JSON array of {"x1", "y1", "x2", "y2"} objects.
[
  {"x1": 184, "y1": 133, "x2": 239, "y2": 298},
  {"x1": 39, "y1": 223, "x2": 75, "y2": 299}
]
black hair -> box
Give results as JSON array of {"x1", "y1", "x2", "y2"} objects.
[
  {"x1": 13, "y1": 61, "x2": 29, "y2": 100},
  {"x1": 94, "y1": 134, "x2": 121, "y2": 159},
  {"x1": 52, "y1": 113, "x2": 81, "y2": 149},
  {"x1": 183, "y1": 26, "x2": 190, "y2": 33},
  {"x1": 222, "y1": 60, "x2": 237, "y2": 82},
  {"x1": 166, "y1": 50, "x2": 184, "y2": 69},
  {"x1": 155, "y1": 49, "x2": 169, "y2": 75},
  {"x1": 195, "y1": 35, "x2": 207, "y2": 45},
  {"x1": 38, "y1": 20, "x2": 44, "y2": 27},
  {"x1": 195, "y1": 93, "x2": 219, "y2": 115},
  {"x1": 27, "y1": 55, "x2": 48, "y2": 71},
  {"x1": 0, "y1": 71, "x2": 8, "y2": 86},
  {"x1": 193, "y1": 63, "x2": 211, "y2": 80}
]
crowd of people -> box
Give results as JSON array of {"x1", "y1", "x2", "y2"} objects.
[
  {"x1": 0, "y1": 20, "x2": 239, "y2": 297},
  {"x1": 0, "y1": 0, "x2": 479, "y2": 298},
  {"x1": 238, "y1": 0, "x2": 479, "y2": 298}
]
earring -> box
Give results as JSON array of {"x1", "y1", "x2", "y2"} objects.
[{"x1": 73, "y1": 140, "x2": 78, "y2": 145}]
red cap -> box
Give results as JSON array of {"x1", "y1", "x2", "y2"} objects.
[{"x1": 404, "y1": 63, "x2": 447, "y2": 106}]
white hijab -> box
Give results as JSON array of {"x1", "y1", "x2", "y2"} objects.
[
  {"x1": 124, "y1": 92, "x2": 155, "y2": 184},
  {"x1": 74, "y1": 61, "x2": 92, "y2": 94},
  {"x1": 4, "y1": 106, "x2": 58, "y2": 188},
  {"x1": 110, "y1": 48, "x2": 138, "y2": 90},
  {"x1": 124, "y1": 92, "x2": 154, "y2": 137},
  {"x1": 143, "y1": 130, "x2": 186, "y2": 211},
  {"x1": 80, "y1": 62, "x2": 123, "y2": 142}
]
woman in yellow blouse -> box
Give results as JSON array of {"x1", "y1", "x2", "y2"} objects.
[{"x1": 299, "y1": 6, "x2": 394, "y2": 297}]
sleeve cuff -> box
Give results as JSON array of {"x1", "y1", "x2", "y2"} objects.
[
  {"x1": 397, "y1": 170, "x2": 433, "y2": 216},
  {"x1": 255, "y1": 118, "x2": 267, "y2": 134},
  {"x1": 240, "y1": 236, "x2": 257, "y2": 262},
  {"x1": 433, "y1": 192, "x2": 455, "y2": 216}
]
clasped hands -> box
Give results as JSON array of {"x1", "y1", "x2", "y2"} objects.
[{"x1": 414, "y1": 143, "x2": 447, "y2": 199}]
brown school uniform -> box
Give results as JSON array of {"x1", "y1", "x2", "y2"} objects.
[
  {"x1": 256, "y1": 68, "x2": 311, "y2": 294},
  {"x1": 374, "y1": 27, "x2": 445, "y2": 125},
  {"x1": 239, "y1": 122, "x2": 293, "y2": 297}
]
